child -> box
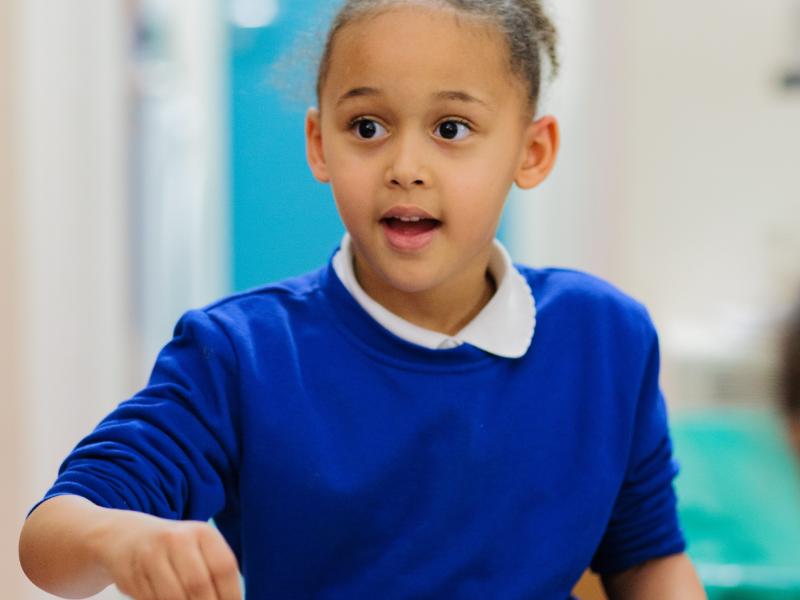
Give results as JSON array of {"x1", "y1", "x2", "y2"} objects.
[
  {"x1": 782, "y1": 296, "x2": 800, "y2": 455},
  {"x1": 19, "y1": 1, "x2": 706, "y2": 598}
]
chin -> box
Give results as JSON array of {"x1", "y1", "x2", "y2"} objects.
[{"x1": 381, "y1": 269, "x2": 439, "y2": 295}]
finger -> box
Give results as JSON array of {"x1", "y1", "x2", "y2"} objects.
[
  {"x1": 145, "y1": 547, "x2": 188, "y2": 600},
  {"x1": 197, "y1": 528, "x2": 242, "y2": 600},
  {"x1": 131, "y1": 554, "x2": 159, "y2": 600},
  {"x1": 114, "y1": 570, "x2": 145, "y2": 600},
  {"x1": 169, "y1": 539, "x2": 218, "y2": 600}
]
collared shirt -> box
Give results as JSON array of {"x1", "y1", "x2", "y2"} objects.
[{"x1": 332, "y1": 233, "x2": 536, "y2": 358}]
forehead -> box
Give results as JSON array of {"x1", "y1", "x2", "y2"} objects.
[{"x1": 322, "y1": 5, "x2": 524, "y2": 111}]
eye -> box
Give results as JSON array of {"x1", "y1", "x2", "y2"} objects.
[
  {"x1": 350, "y1": 118, "x2": 388, "y2": 140},
  {"x1": 435, "y1": 119, "x2": 472, "y2": 141}
]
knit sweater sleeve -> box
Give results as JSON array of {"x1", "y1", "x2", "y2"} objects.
[
  {"x1": 590, "y1": 321, "x2": 687, "y2": 575},
  {"x1": 28, "y1": 309, "x2": 240, "y2": 522}
]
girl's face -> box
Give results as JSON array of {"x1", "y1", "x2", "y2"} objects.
[{"x1": 306, "y1": 4, "x2": 558, "y2": 306}]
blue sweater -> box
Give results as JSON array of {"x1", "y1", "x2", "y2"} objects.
[{"x1": 33, "y1": 255, "x2": 685, "y2": 599}]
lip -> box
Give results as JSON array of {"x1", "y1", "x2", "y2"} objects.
[
  {"x1": 380, "y1": 205, "x2": 439, "y2": 221},
  {"x1": 381, "y1": 220, "x2": 440, "y2": 252}
]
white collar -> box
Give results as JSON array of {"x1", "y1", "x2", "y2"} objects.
[{"x1": 332, "y1": 233, "x2": 536, "y2": 358}]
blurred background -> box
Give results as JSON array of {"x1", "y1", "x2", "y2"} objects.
[{"x1": 1, "y1": 0, "x2": 799, "y2": 598}]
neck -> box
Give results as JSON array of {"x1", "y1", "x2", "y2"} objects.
[{"x1": 353, "y1": 253, "x2": 497, "y2": 336}]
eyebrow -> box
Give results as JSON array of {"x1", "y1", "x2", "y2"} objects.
[{"x1": 335, "y1": 86, "x2": 490, "y2": 108}]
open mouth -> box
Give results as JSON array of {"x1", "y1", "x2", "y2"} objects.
[
  {"x1": 379, "y1": 215, "x2": 443, "y2": 251},
  {"x1": 379, "y1": 215, "x2": 442, "y2": 234}
]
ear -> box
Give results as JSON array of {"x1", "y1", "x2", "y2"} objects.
[
  {"x1": 305, "y1": 107, "x2": 330, "y2": 183},
  {"x1": 514, "y1": 115, "x2": 560, "y2": 190}
]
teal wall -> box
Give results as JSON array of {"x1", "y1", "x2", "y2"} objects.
[{"x1": 230, "y1": 1, "x2": 343, "y2": 292}]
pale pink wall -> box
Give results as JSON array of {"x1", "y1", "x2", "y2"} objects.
[
  {"x1": 2, "y1": 1, "x2": 135, "y2": 598},
  {"x1": 3, "y1": 1, "x2": 228, "y2": 596},
  {"x1": 0, "y1": 1, "x2": 30, "y2": 596}
]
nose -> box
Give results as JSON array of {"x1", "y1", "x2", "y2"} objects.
[{"x1": 385, "y1": 131, "x2": 430, "y2": 190}]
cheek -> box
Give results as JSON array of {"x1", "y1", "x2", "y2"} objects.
[
  {"x1": 329, "y1": 175, "x2": 383, "y2": 235},
  {"x1": 456, "y1": 136, "x2": 518, "y2": 183},
  {"x1": 329, "y1": 147, "x2": 380, "y2": 189},
  {"x1": 328, "y1": 155, "x2": 376, "y2": 208},
  {"x1": 445, "y1": 160, "x2": 510, "y2": 213}
]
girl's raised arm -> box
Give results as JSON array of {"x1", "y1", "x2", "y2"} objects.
[
  {"x1": 20, "y1": 494, "x2": 242, "y2": 599},
  {"x1": 20, "y1": 307, "x2": 243, "y2": 599}
]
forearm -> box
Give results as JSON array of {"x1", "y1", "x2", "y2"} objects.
[
  {"x1": 602, "y1": 553, "x2": 706, "y2": 600},
  {"x1": 19, "y1": 495, "x2": 117, "y2": 599}
]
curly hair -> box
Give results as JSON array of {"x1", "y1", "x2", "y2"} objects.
[{"x1": 315, "y1": 0, "x2": 559, "y2": 114}]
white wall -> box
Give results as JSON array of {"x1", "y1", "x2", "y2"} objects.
[
  {"x1": 509, "y1": 1, "x2": 626, "y2": 281},
  {"x1": 134, "y1": 0, "x2": 231, "y2": 371},
  {"x1": 511, "y1": 0, "x2": 800, "y2": 408},
  {"x1": 618, "y1": 0, "x2": 800, "y2": 407},
  {"x1": 616, "y1": 0, "x2": 800, "y2": 324}
]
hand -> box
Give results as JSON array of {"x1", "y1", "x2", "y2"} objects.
[
  {"x1": 91, "y1": 509, "x2": 242, "y2": 600},
  {"x1": 602, "y1": 553, "x2": 706, "y2": 600}
]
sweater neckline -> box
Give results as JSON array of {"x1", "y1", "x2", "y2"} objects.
[
  {"x1": 331, "y1": 233, "x2": 536, "y2": 357},
  {"x1": 316, "y1": 251, "x2": 500, "y2": 371}
]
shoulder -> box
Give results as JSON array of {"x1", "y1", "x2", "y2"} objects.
[
  {"x1": 515, "y1": 264, "x2": 657, "y2": 343},
  {"x1": 206, "y1": 266, "x2": 324, "y2": 310},
  {"x1": 172, "y1": 266, "x2": 326, "y2": 341}
]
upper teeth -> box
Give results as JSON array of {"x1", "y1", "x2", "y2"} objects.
[{"x1": 396, "y1": 216, "x2": 422, "y2": 222}]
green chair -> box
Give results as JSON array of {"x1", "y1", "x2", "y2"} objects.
[{"x1": 672, "y1": 409, "x2": 800, "y2": 599}]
